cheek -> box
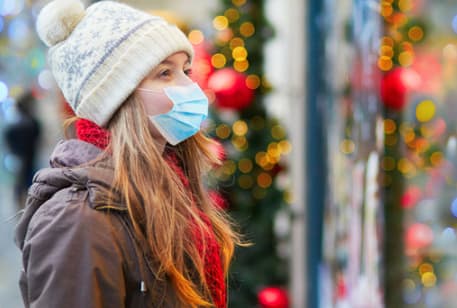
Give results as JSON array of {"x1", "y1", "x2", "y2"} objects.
[{"x1": 138, "y1": 92, "x2": 174, "y2": 116}]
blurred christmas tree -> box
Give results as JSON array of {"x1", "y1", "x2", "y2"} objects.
[{"x1": 189, "y1": 0, "x2": 291, "y2": 306}]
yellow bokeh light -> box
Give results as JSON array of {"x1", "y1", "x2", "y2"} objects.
[
  {"x1": 271, "y1": 125, "x2": 286, "y2": 140},
  {"x1": 224, "y1": 8, "x2": 240, "y2": 22},
  {"x1": 381, "y1": 2, "x2": 393, "y2": 17},
  {"x1": 382, "y1": 156, "x2": 396, "y2": 171},
  {"x1": 268, "y1": 142, "x2": 281, "y2": 158},
  {"x1": 255, "y1": 152, "x2": 268, "y2": 167},
  {"x1": 216, "y1": 124, "x2": 231, "y2": 139},
  {"x1": 416, "y1": 100, "x2": 436, "y2": 123},
  {"x1": 380, "y1": 45, "x2": 394, "y2": 58},
  {"x1": 232, "y1": 0, "x2": 247, "y2": 7},
  {"x1": 381, "y1": 36, "x2": 394, "y2": 47},
  {"x1": 257, "y1": 172, "x2": 273, "y2": 188},
  {"x1": 238, "y1": 174, "x2": 254, "y2": 189},
  {"x1": 246, "y1": 74, "x2": 261, "y2": 90},
  {"x1": 430, "y1": 152, "x2": 444, "y2": 167},
  {"x1": 399, "y1": 0, "x2": 413, "y2": 12},
  {"x1": 378, "y1": 56, "x2": 393, "y2": 71},
  {"x1": 222, "y1": 160, "x2": 237, "y2": 175},
  {"x1": 233, "y1": 120, "x2": 249, "y2": 136},
  {"x1": 415, "y1": 138, "x2": 430, "y2": 153},
  {"x1": 420, "y1": 124, "x2": 433, "y2": 138},
  {"x1": 211, "y1": 53, "x2": 227, "y2": 69},
  {"x1": 422, "y1": 272, "x2": 437, "y2": 288},
  {"x1": 399, "y1": 51, "x2": 414, "y2": 67},
  {"x1": 401, "y1": 41, "x2": 414, "y2": 52},
  {"x1": 234, "y1": 59, "x2": 249, "y2": 72},
  {"x1": 229, "y1": 37, "x2": 245, "y2": 49},
  {"x1": 238, "y1": 158, "x2": 253, "y2": 174},
  {"x1": 240, "y1": 22, "x2": 255, "y2": 37},
  {"x1": 232, "y1": 46, "x2": 248, "y2": 61},
  {"x1": 384, "y1": 119, "x2": 397, "y2": 134},
  {"x1": 398, "y1": 158, "x2": 415, "y2": 175},
  {"x1": 419, "y1": 263, "x2": 433, "y2": 275},
  {"x1": 403, "y1": 131, "x2": 415, "y2": 144},
  {"x1": 279, "y1": 140, "x2": 292, "y2": 154},
  {"x1": 231, "y1": 136, "x2": 248, "y2": 151},
  {"x1": 188, "y1": 30, "x2": 204, "y2": 45},
  {"x1": 340, "y1": 139, "x2": 355, "y2": 154},
  {"x1": 213, "y1": 16, "x2": 229, "y2": 31},
  {"x1": 408, "y1": 26, "x2": 424, "y2": 42}
]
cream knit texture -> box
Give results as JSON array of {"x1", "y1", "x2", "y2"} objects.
[{"x1": 37, "y1": 0, "x2": 194, "y2": 127}]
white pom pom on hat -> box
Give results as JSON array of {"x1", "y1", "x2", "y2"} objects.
[{"x1": 36, "y1": 0, "x2": 86, "y2": 47}]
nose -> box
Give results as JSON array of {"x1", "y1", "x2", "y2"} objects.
[{"x1": 174, "y1": 72, "x2": 193, "y2": 86}]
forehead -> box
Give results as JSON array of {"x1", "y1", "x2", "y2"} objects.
[{"x1": 158, "y1": 52, "x2": 190, "y2": 66}]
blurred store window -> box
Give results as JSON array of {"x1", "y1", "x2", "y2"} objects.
[{"x1": 318, "y1": 0, "x2": 457, "y2": 307}]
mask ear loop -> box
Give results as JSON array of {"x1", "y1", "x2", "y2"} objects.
[{"x1": 136, "y1": 88, "x2": 163, "y2": 93}]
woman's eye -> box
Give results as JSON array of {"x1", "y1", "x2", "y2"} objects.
[
  {"x1": 159, "y1": 69, "x2": 171, "y2": 77},
  {"x1": 184, "y1": 68, "x2": 193, "y2": 76}
]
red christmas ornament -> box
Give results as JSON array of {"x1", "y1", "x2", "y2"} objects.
[
  {"x1": 380, "y1": 67, "x2": 420, "y2": 111},
  {"x1": 208, "y1": 68, "x2": 254, "y2": 111},
  {"x1": 258, "y1": 287, "x2": 289, "y2": 308}
]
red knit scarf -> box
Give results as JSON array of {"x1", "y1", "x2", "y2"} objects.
[{"x1": 75, "y1": 118, "x2": 226, "y2": 308}]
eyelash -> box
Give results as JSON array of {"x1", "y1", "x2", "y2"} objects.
[{"x1": 158, "y1": 68, "x2": 192, "y2": 78}]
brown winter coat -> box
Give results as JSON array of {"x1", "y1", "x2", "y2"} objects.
[{"x1": 15, "y1": 139, "x2": 182, "y2": 308}]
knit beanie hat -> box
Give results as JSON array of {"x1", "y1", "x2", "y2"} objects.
[{"x1": 36, "y1": 0, "x2": 194, "y2": 127}]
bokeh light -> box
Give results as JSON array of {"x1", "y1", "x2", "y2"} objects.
[
  {"x1": 340, "y1": 139, "x2": 355, "y2": 154},
  {"x1": 213, "y1": 15, "x2": 229, "y2": 31},
  {"x1": 211, "y1": 53, "x2": 227, "y2": 68},
  {"x1": 224, "y1": 8, "x2": 240, "y2": 23},
  {"x1": 408, "y1": 26, "x2": 424, "y2": 41},
  {"x1": 450, "y1": 197, "x2": 457, "y2": 218},
  {"x1": 1, "y1": 0, "x2": 25, "y2": 16},
  {"x1": 246, "y1": 74, "x2": 261, "y2": 90},
  {"x1": 240, "y1": 22, "x2": 255, "y2": 37},
  {"x1": 38, "y1": 70, "x2": 55, "y2": 90},
  {"x1": 405, "y1": 223, "x2": 434, "y2": 250},
  {"x1": 0, "y1": 81, "x2": 8, "y2": 101},
  {"x1": 188, "y1": 30, "x2": 204, "y2": 45},
  {"x1": 8, "y1": 16, "x2": 30, "y2": 46},
  {"x1": 232, "y1": 120, "x2": 248, "y2": 136},
  {"x1": 416, "y1": 100, "x2": 436, "y2": 123},
  {"x1": 384, "y1": 119, "x2": 397, "y2": 134},
  {"x1": 232, "y1": 0, "x2": 247, "y2": 7},
  {"x1": 452, "y1": 15, "x2": 457, "y2": 34}
]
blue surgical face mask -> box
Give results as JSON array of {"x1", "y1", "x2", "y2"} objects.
[{"x1": 136, "y1": 82, "x2": 208, "y2": 145}]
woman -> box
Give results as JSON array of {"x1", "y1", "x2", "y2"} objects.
[{"x1": 15, "y1": 0, "x2": 240, "y2": 307}]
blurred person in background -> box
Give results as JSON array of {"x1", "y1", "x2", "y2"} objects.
[
  {"x1": 14, "y1": 0, "x2": 242, "y2": 307},
  {"x1": 4, "y1": 91, "x2": 41, "y2": 209}
]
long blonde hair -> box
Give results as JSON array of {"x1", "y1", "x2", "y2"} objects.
[{"x1": 89, "y1": 95, "x2": 240, "y2": 306}]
